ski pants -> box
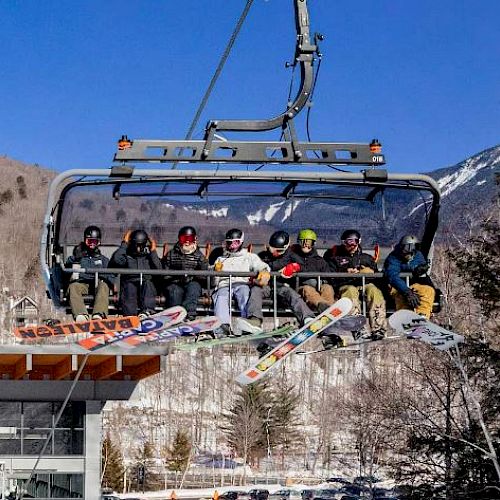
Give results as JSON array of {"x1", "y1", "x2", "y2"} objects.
[
  {"x1": 165, "y1": 281, "x2": 202, "y2": 318},
  {"x1": 392, "y1": 283, "x2": 435, "y2": 319},
  {"x1": 299, "y1": 280, "x2": 335, "y2": 311},
  {"x1": 120, "y1": 279, "x2": 157, "y2": 316},
  {"x1": 338, "y1": 284, "x2": 388, "y2": 332},
  {"x1": 246, "y1": 284, "x2": 315, "y2": 326},
  {"x1": 213, "y1": 283, "x2": 250, "y2": 325},
  {"x1": 68, "y1": 281, "x2": 109, "y2": 318}
]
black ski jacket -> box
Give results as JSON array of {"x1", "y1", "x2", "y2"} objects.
[
  {"x1": 109, "y1": 242, "x2": 161, "y2": 282},
  {"x1": 65, "y1": 243, "x2": 112, "y2": 286},
  {"x1": 258, "y1": 247, "x2": 301, "y2": 286},
  {"x1": 323, "y1": 245, "x2": 378, "y2": 287},
  {"x1": 162, "y1": 243, "x2": 208, "y2": 285},
  {"x1": 290, "y1": 244, "x2": 331, "y2": 286}
]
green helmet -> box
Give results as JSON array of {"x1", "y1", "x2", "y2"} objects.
[{"x1": 298, "y1": 229, "x2": 317, "y2": 242}]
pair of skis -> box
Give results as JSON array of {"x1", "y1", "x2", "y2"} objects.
[{"x1": 14, "y1": 307, "x2": 223, "y2": 352}]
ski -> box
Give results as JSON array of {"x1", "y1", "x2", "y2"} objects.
[
  {"x1": 389, "y1": 309, "x2": 464, "y2": 351},
  {"x1": 14, "y1": 315, "x2": 140, "y2": 340},
  {"x1": 175, "y1": 324, "x2": 294, "y2": 352},
  {"x1": 235, "y1": 297, "x2": 352, "y2": 385},
  {"x1": 297, "y1": 334, "x2": 405, "y2": 355},
  {"x1": 120, "y1": 316, "x2": 222, "y2": 347},
  {"x1": 78, "y1": 306, "x2": 186, "y2": 351}
]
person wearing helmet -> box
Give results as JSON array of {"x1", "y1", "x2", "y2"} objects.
[
  {"x1": 239, "y1": 230, "x2": 316, "y2": 335},
  {"x1": 161, "y1": 226, "x2": 208, "y2": 321},
  {"x1": 109, "y1": 228, "x2": 161, "y2": 318},
  {"x1": 211, "y1": 228, "x2": 270, "y2": 337},
  {"x1": 291, "y1": 228, "x2": 334, "y2": 313},
  {"x1": 383, "y1": 235, "x2": 435, "y2": 318},
  {"x1": 324, "y1": 230, "x2": 387, "y2": 340},
  {"x1": 65, "y1": 225, "x2": 112, "y2": 321}
]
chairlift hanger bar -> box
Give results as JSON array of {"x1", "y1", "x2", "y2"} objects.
[{"x1": 114, "y1": 0, "x2": 385, "y2": 167}]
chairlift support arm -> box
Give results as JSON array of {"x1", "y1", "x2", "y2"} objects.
[{"x1": 114, "y1": 0, "x2": 385, "y2": 167}]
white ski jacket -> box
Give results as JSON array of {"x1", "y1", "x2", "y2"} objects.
[{"x1": 213, "y1": 249, "x2": 270, "y2": 290}]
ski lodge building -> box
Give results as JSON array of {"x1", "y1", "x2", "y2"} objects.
[{"x1": 0, "y1": 343, "x2": 165, "y2": 499}]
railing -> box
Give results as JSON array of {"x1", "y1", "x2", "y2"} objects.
[{"x1": 62, "y1": 268, "x2": 416, "y2": 324}]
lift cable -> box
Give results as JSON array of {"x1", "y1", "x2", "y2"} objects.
[
  {"x1": 172, "y1": 0, "x2": 255, "y2": 170},
  {"x1": 145, "y1": 0, "x2": 255, "y2": 229},
  {"x1": 20, "y1": 354, "x2": 91, "y2": 500}
]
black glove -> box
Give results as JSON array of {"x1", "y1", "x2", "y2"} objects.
[
  {"x1": 404, "y1": 289, "x2": 421, "y2": 308},
  {"x1": 72, "y1": 244, "x2": 84, "y2": 261},
  {"x1": 412, "y1": 264, "x2": 429, "y2": 277}
]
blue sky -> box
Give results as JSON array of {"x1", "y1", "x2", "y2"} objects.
[{"x1": 0, "y1": 0, "x2": 499, "y2": 173}]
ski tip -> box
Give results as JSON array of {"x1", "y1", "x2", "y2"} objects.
[{"x1": 235, "y1": 373, "x2": 256, "y2": 386}]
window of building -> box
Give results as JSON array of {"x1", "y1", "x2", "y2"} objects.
[
  {"x1": 0, "y1": 402, "x2": 85, "y2": 456},
  {"x1": 21, "y1": 473, "x2": 84, "y2": 498}
]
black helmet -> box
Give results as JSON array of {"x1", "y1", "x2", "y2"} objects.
[
  {"x1": 130, "y1": 229, "x2": 149, "y2": 245},
  {"x1": 269, "y1": 231, "x2": 290, "y2": 249},
  {"x1": 178, "y1": 226, "x2": 197, "y2": 239},
  {"x1": 225, "y1": 228, "x2": 244, "y2": 252},
  {"x1": 225, "y1": 228, "x2": 243, "y2": 241},
  {"x1": 398, "y1": 235, "x2": 420, "y2": 257},
  {"x1": 84, "y1": 225, "x2": 101, "y2": 240},
  {"x1": 341, "y1": 229, "x2": 361, "y2": 242},
  {"x1": 129, "y1": 229, "x2": 149, "y2": 255}
]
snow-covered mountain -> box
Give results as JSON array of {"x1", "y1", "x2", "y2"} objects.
[
  {"x1": 166, "y1": 145, "x2": 499, "y2": 244},
  {"x1": 425, "y1": 145, "x2": 499, "y2": 233}
]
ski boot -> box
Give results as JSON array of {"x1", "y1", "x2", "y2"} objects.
[
  {"x1": 236, "y1": 317, "x2": 263, "y2": 335},
  {"x1": 370, "y1": 329, "x2": 386, "y2": 341},
  {"x1": 352, "y1": 327, "x2": 372, "y2": 342},
  {"x1": 320, "y1": 333, "x2": 345, "y2": 350},
  {"x1": 256, "y1": 342, "x2": 273, "y2": 358}
]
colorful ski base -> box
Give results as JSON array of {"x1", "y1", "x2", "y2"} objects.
[
  {"x1": 78, "y1": 306, "x2": 187, "y2": 351},
  {"x1": 175, "y1": 324, "x2": 294, "y2": 352},
  {"x1": 389, "y1": 310, "x2": 464, "y2": 351},
  {"x1": 235, "y1": 297, "x2": 352, "y2": 385},
  {"x1": 14, "y1": 315, "x2": 140, "y2": 340},
  {"x1": 121, "y1": 316, "x2": 222, "y2": 348}
]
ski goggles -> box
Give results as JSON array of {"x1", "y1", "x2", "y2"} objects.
[
  {"x1": 269, "y1": 245, "x2": 288, "y2": 256},
  {"x1": 225, "y1": 239, "x2": 243, "y2": 251},
  {"x1": 401, "y1": 243, "x2": 419, "y2": 254},
  {"x1": 342, "y1": 237, "x2": 360, "y2": 245},
  {"x1": 179, "y1": 234, "x2": 196, "y2": 245},
  {"x1": 298, "y1": 238, "x2": 314, "y2": 246},
  {"x1": 85, "y1": 237, "x2": 100, "y2": 247}
]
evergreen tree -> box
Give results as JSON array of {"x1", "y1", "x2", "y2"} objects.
[
  {"x1": 101, "y1": 433, "x2": 124, "y2": 492},
  {"x1": 165, "y1": 429, "x2": 192, "y2": 472},
  {"x1": 453, "y1": 217, "x2": 500, "y2": 319},
  {"x1": 129, "y1": 440, "x2": 158, "y2": 492},
  {"x1": 222, "y1": 381, "x2": 270, "y2": 466},
  {"x1": 268, "y1": 377, "x2": 302, "y2": 470}
]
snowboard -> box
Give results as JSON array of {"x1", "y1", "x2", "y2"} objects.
[
  {"x1": 78, "y1": 306, "x2": 187, "y2": 351},
  {"x1": 14, "y1": 315, "x2": 140, "y2": 340},
  {"x1": 297, "y1": 333, "x2": 405, "y2": 355},
  {"x1": 120, "y1": 316, "x2": 222, "y2": 348},
  {"x1": 389, "y1": 309, "x2": 464, "y2": 351},
  {"x1": 175, "y1": 323, "x2": 294, "y2": 352},
  {"x1": 235, "y1": 297, "x2": 352, "y2": 385}
]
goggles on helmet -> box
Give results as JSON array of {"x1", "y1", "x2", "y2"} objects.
[
  {"x1": 179, "y1": 234, "x2": 196, "y2": 245},
  {"x1": 85, "y1": 237, "x2": 100, "y2": 248}
]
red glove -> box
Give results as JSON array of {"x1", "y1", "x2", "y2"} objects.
[{"x1": 281, "y1": 262, "x2": 301, "y2": 278}]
